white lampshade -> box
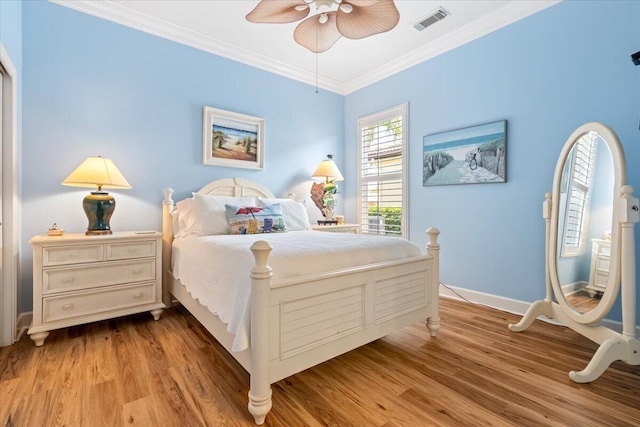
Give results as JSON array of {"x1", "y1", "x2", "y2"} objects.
[
  {"x1": 61, "y1": 156, "x2": 132, "y2": 190},
  {"x1": 312, "y1": 157, "x2": 344, "y2": 182}
]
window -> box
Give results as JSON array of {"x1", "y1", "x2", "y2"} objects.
[
  {"x1": 357, "y1": 103, "x2": 408, "y2": 237},
  {"x1": 561, "y1": 131, "x2": 599, "y2": 257}
]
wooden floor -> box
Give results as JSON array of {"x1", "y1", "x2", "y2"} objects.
[
  {"x1": 565, "y1": 290, "x2": 601, "y2": 313},
  {"x1": 2, "y1": 298, "x2": 639, "y2": 427}
]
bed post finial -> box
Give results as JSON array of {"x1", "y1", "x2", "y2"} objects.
[
  {"x1": 162, "y1": 187, "x2": 174, "y2": 204},
  {"x1": 249, "y1": 240, "x2": 273, "y2": 425},
  {"x1": 426, "y1": 227, "x2": 441, "y2": 337},
  {"x1": 427, "y1": 227, "x2": 440, "y2": 247}
]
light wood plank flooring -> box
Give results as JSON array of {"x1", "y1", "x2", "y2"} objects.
[
  {"x1": 2, "y1": 298, "x2": 639, "y2": 426},
  {"x1": 565, "y1": 290, "x2": 601, "y2": 313}
]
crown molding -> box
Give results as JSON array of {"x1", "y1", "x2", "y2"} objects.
[
  {"x1": 51, "y1": 0, "x2": 560, "y2": 96},
  {"x1": 343, "y1": 0, "x2": 561, "y2": 94},
  {"x1": 50, "y1": 0, "x2": 345, "y2": 94}
]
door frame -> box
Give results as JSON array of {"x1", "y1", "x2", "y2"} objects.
[{"x1": 0, "y1": 42, "x2": 19, "y2": 347}]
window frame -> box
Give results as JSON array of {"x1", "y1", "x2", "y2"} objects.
[
  {"x1": 356, "y1": 103, "x2": 409, "y2": 238},
  {"x1": 560, "y1": 132, "x2": 598, "y2": 257}
]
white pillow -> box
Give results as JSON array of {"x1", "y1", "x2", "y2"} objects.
[
  {"x1": 257, "y1": 197, "x2": 310, "y2": 231},
  {"x1": 171, "y1": 198, "x2": 198, "y2": 238},
  {"x1": 192, "y1": 193, "x2": 257, "y2": 235}
]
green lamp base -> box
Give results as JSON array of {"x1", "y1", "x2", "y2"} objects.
[{"x1": 83, "y1": 191, "x2": 115, "y2": 235}]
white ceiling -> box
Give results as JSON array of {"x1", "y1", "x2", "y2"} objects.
[{"x1": 52, "y1": 0, "x2": 560, "y2": 94}]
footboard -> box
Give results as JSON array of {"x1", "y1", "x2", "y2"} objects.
[{"x1": 248, "y1": 228, "x2": 440, "y2": 424}]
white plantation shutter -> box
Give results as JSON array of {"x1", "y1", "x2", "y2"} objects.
[
  {"x1": 562, "y1": 132, "x2": 598, "y2": 256},
  {"x1": 357, "y1": 103, "x2": 408, "y2": 237}
]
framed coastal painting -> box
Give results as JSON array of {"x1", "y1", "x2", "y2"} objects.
[
  {"x1": 203, "y1": 106, "x2": 264, "y2": 170},
  {"x1": 423, "y1": 120, "x2": 507, "y2": 186}
]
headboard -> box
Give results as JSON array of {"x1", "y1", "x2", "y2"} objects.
[{"x1": 196, "y1": 177, "x2": 275, "y2": 198}]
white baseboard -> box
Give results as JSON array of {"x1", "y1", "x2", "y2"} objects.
[
  {"x1": 438, "y1": 283, "x2": 640, "y2": 335},
  {"x1": 16, "y1": 311, "x2": 32, "y2": 342}
]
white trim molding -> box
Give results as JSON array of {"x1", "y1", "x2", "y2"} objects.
[
  {"x1": 50, "y1": 0, "x2": 560, "y2": 95},
  {"x1": 16, "y1": 312, "x2": 32, "y2": 342},
  {"x1": 0, "y1": 42, "x2": 20, "y2": 347}
]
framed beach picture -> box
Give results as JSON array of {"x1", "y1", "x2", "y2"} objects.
[
  {"x1": 423, "y1": 120, "x2": 507, "y2": 186},
  {"x1": 203, "y1": 106, "x2": 265, "y2": 170}
]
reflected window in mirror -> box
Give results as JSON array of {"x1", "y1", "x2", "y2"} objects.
[{"x1": 560, "y1": 132, "x2": 599, "y2": 257}]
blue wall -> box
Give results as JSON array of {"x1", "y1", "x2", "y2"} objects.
[
  {"x1": 16, "y1": 0, "x2": 640, "y2": 323},
  {"x1": 344, "y1": 0, "x2": 640, "y2": 322},
  {"x1": 20, "y1": 1, "x2": 343, "y2": 312},
  {"x1": 1, "y1": 0, "x2": 22, "y2": 61}
]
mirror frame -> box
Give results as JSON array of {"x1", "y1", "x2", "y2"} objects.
[{"x1": 548, "y1": 122, "x2": 626, "y2": 324}]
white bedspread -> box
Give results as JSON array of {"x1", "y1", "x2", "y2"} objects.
[{"x1": 171, "y1": 230, "x2": 422, "y2": 351}]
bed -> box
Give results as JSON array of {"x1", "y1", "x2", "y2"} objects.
[{"x1": 161, "y1": 177, "x2": 441, "y2": 425}]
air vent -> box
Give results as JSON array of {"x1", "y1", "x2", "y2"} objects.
[{"x1": 413, "y1": 7, "x2": 449, "y2": 31}]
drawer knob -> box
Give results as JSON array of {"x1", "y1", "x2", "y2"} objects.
[
  {"x1": 128, "y1": 248, "x2": 137, "y2": 254},
  {"x1": 62, "y1": 276, "x2": 74, "y2": 284},
  {"x1": 133, "y1": 292, "x2": 143, "y2": 299},
  {"x1": 132, "y1": 268, "x2": 143, "y2": 275},
  {"x1": 69, "y1": 252, "x2": 79, "y2": 258},
  {"x1": 62, "y1": 303, "x2": 74, "y2": 311}
]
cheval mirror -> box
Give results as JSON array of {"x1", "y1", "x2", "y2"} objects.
[{"x1": 509, "y1": 122, "x2": 639, "y2": 382}]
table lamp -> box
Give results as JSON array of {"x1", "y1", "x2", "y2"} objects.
[
  {"x1": 311, "y1": 154, "x2": 344, "y2": 224},
  {"x1": 61, "y1": 156, "x2": 131, "y2": 235}
]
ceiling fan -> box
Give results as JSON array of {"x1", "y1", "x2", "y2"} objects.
[{"x1": 246, "y1": 0, "x2": 400, "y2": 53}]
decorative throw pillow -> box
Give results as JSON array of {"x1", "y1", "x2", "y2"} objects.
[
  {"x1": 257, "y1": 197, "x2": 311, "y2": 231},
  {"x1": 225, "y1": 203, "x2": 287, "y2": 234}
]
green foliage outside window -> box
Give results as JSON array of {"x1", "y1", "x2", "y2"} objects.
[{"x1": 368, "y1": 207, "x2": 402, "y2": 234}]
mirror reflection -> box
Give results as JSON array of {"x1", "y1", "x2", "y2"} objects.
[{"x1": 556, "y1": 132, "x2": 614, "y2": 314}]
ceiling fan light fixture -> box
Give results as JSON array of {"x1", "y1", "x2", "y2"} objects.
[
  {"x1": 246, "y1": 0, "x2": 399, "y2": 52},
  {"x1": 339, "y1": 4, "x2": 353, "y2": 13},
  {"x1": 315, "y1": 0, "x2": 333, "y2": 14}
]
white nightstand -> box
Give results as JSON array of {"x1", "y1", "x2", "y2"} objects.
[
  {"x1": 311, "y1": 223, "x2": 360, "y2": 234},
  {"x1": 28, "y1": 231, "x2": 164, "y2": 346},
  {"x1": 586, "y1": 238, "x2": 611, "y2": 297}
]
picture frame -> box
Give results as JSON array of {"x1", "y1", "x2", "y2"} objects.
[
  {"x1": 423, "y1": 120, "x2": 507, "y2": 186},
  {"x1": 203, "y1": 106, "x2": 264, "y2": 170}
]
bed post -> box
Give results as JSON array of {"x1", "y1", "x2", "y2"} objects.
[
  {"x1": 248, "y1": 241, "x2": 273, "y2": 425},
  {"x1": 162, "y1": 188, "x2": 175, "y2": 308},
  {"x1": 426, "y1": 227, "x2": 441, "y2": 337}
]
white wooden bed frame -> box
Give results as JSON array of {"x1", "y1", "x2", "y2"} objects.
[{"x1": 161, "y1": 177, "x2": 441, "y2": 425}]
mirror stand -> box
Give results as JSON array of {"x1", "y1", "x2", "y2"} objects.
[{"x1": 510, "y1": 186, "x2": 638, "y2": 382}]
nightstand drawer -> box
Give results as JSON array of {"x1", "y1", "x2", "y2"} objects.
[
  {"x1": 43, "y1": 244, "x2": 103, "y2": 266},
  {"x1": 43, "y1": 259, "x2": 156, "y2": 294},
  {"x1": 42, "y1": 282, "x2": 157, "y2": 322},
  {"x1": 106, "y1": 240, "x2": 156, "y2": 260}
]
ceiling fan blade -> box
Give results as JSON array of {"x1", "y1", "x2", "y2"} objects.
[
  {"x1": 294, "y1": 12, "x2": 342, "y2": 53},
  {"x1": 337, "y1": 0, "x2": 400, "y2": 39},
  {"x1": 341, "y1": 0, "x2": 380, "y2": 6},
  {"x1": 246, "y1": 0, "x2": 310, "y2": 24}
]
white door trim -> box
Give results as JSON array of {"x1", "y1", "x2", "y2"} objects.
[{"x1": 0, "y1": 42, "x2": 19, "y2": 347}]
